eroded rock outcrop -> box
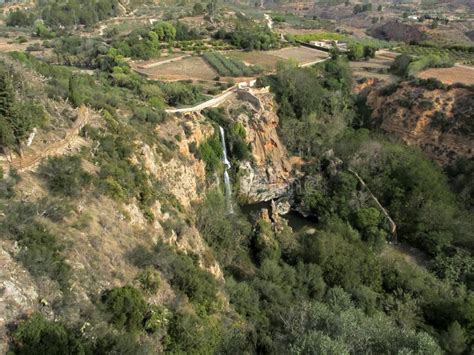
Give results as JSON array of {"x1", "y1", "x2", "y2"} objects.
[
  {"x1": 366, "y1": 83, "x2": 474, "y2": 165},
  {"x1": 228, "y1": 88, "x2": 296, "y2": 202},
  {"x1": 135, "y1": 112, "x2": 213, "y2": 208}
]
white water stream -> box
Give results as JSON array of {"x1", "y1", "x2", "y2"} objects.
[{"x1": 219, "y1": 126, "x2": 234, "y2": 214}]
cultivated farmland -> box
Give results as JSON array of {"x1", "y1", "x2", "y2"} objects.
[
  {"x1": 226, "y1": 46, "x2": 329, "y2": 72},
  {"x1": 202, "y1": 52, "x2": 262, "y2": 77},
  {"x1": 135, "y1": 56, "x2": 218, "y2": 81},
  {"x1": 269, "y1": 46, "x2": 328, "y2": 64}
]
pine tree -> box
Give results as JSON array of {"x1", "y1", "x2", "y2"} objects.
[
  {"x1": 0, "y1": 70, "x2": 15, "y2": 148},
  {"x1": 0, "y1": 69, "x2": 15, "y2": 118},
  {"x1": 441, "y1": 322, "x2": 467, "y2": 354}
]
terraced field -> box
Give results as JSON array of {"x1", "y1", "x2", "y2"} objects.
[
  {"x1": 227, "y1": 46, "x2": 329, "y2": 71},
  {"x1": 135, "y1": 56, "x2": 218, "y2": 81},
  {"x1": 418, "y1": 65, "x2": 474, "y2": 85}
]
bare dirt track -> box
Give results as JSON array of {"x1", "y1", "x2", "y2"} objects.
[
  {"x1": 0, "y1": 106, "x2": 94, "y2": 172},
  {"x1": 418, "y1": 65, "x2": 474, "y2": 86}
]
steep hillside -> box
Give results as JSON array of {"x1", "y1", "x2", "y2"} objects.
[
  {"x1": 0, "y1": 54, "x2": 227, "y2": 352},
  {"x1": 365, "y1": 80, "x2": 474, "y2": 165},
  {"x1": 1, "y1": 50, "x2": 473, "y2": 354}
]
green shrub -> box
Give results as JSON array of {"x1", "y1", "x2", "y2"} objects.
[
  {"x1": 407, "y1": 54, "x2": 454, "y2": 77},
  {"x1": 390, "y1": 54, "x2": 413, "y2": 77},
  {"x1": 143, "y1": 305, "x2": 171, "y2": 333},
  {"x1": 11, "y1": 313, "x2": 86, "y2": 355},
  {"x1": 169, "y1": 252, "x2": 219, "y2": 312},
  {"x1": 39, "y1": 155, "x2": 92, "y2": 197},
  {"x1": 0, "y1": 64, "x2": 47, "y2": 149},
  {"x1": 197, "y1": 134, "x2": 222, "y2": 175},
  {"x1": 166, "y1": 312, "x2": 222, "y2": 353},
  {"x1": 137, "y1": 268, "x2": 161, "y2": 293},
  {"x1": 379, "y1": 82, "x2": 400, "y2": 96},
  {"x1": 102, "y1": 286, "x2": 147, "y2": 333},
  {"x1": 13, "y1": 223, "x2": 71, "y2": 290}
]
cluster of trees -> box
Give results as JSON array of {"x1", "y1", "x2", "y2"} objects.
[
  {"x1": 347, "y1": 42, "x2": 377, "y2": 61},
  {"x1": 390, "y1": 53, "x2": 454, "y2": 77},
  {"x1": 248, "y1": 62, "x2": 473, "y2": 352},
  {"x1": 111, "y1": 22, "x2": 176, "y2": 60},
  {"x1": 40, "y1": 0, "x2": 119, "y2": 28},
  {"x1": 353, "y1": 3, "x2": 372, "y2": 14},
  {"x1": 259, "y1": 59, "x2": 352, "y2": 158},
  {"x1": 0, "y1": 63, "x2": 47, "y2": 150},
  {"x1": 214, "y1": 22, "x2": 280, "y2": 51},
  {"x1": 192, "y1": 186, "x2": 469, "y2": 352}
]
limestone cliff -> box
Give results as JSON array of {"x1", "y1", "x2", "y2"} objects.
[
  {"x1": 226, "y1": 88, "x2": 296, "y2": 202},
  {"x1": 365, "y1": 82, "x2": 474, "y2": 165}
]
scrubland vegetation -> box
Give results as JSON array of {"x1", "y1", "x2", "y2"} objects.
[{"x1": 0, "y1": 1, "x2": 473, "y2": 354}]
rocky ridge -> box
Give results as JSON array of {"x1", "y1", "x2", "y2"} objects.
[{"x1": 365, "y1": 81, "x2": 474, "y2": 165}]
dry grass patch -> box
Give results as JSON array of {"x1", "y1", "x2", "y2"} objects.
[
  {"x1": 136, "y1": 56, "x2": 218, "y2": 81},
  {"x1": 418, "y1": 65, "x2": 474, "y2": 86},
  {"x1": 269, "y1": 46, "x2": 328, "y2": 64},
  {"x1": 226, "y1": 50, "x2": 282, "y2": 71}
]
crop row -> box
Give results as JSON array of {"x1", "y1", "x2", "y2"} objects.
[
  {"x1": 203, "y1": 52, "x2": 261, "y2": 77},
  {"x1": 397, "y1": 45, "x2": 474, "y2": 62}
]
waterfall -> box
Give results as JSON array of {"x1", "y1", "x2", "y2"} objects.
[{"x1": 219, "y1": 126, "x2": 234, "y2": 214}]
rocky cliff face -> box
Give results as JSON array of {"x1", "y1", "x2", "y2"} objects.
[
  {"x1": 366, "y1": 82, "x2": 474, "y2": 165},
  {"x1": 226, "y1": 88, "x2": 296, "y2": 203}
]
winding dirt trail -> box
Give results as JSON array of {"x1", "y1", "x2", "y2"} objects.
[{"x1": 0, "y1": 106, "x2": 93, "y2": 172}]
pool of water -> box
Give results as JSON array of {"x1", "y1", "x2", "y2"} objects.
[{"x1": 240, "y1": 201, "x2": 318, "y2": 233}]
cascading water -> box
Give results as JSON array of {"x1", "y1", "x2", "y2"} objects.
[{"x1": 219, "y1": 126, "x2": 234, "y2": 214}]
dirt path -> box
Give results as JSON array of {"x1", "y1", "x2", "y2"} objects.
[
  {"x1": 1, "y1": 106, "x2": 93, "y2": 172},
  {"x1": 165, "y1": 86, "x2": 238, "y2": 113},
  {"x1": 135, "y1": 55, "x2": 191, "y2": 69}
]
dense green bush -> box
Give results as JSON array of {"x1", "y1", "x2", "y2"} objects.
[
  {"x1": 137, "y1": 268, "x2": 161, "y2": 294},
  {"x1": 0, "y1": 64, "x2": 47, "y2": 149},
  {"x1": 166, "y1": 311, "x2": 222, "y2": 353},
  {"x1": 407, "y1": 54, "x2": 454, "y2": 77},
  {"x1": 158, "y1": 81, "x2": 204, "y2": 107},
  {"x1": 267, "y1": 59, "x2": 352, "y2": 157},
  {"x1": 39, "y1": 155, "x2": 92, "y2": 197},
  {"x1": 197, "y1": 133, "x2": 222, "y2": 175},
  {"x1": 41, "y1": 0, "x2": 119, "y2": 28},
  {"x1": 11, "y1": 313, "x2": 86, "y2": 355},
  {"x1": 102, "y1": 286, "x2": 147, "y2": 333},
  {"x1": 168, "y1": 252, "x2": 219, "y2": 312},
  {"x1": 283, "y1": 288, "x2": 441, "y2": 354},
  {"x1": 390, "y1": 54, "x2": 413, "y2": 77},
  {"x1": 6, "y1": 10, "x2": 35, "y2": 27},
  {"x1": 216, "y1": 21, "x2": 280, "y2": 51}
]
